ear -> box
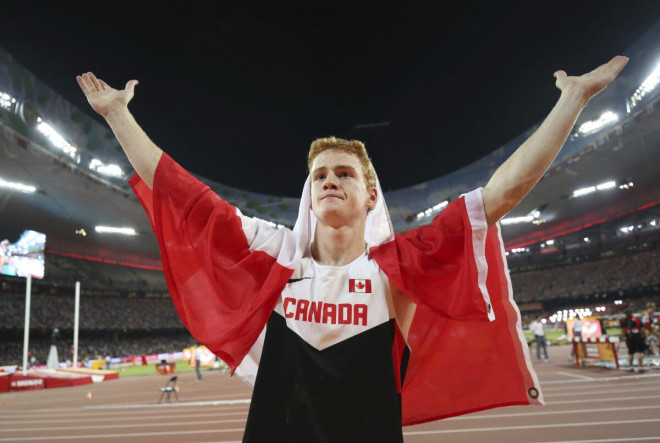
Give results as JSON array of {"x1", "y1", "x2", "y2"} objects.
[{"x1": 366, "y1": 186, "x2": 378, "y2": 210}]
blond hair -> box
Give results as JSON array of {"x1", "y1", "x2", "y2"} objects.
[{"x1": 307, "y1": 136, "x2": 376, "y2": 189}]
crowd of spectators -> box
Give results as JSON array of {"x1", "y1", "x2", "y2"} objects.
[
  {"x1": 511, "y1": 248, "x2": 660, "y2": 302},
  {"x1": 0, "y1": 293, "x2": 181, "y2": 331},
  {"x1": 1, "y1": 331, "x2": 195, "y2": 367}
]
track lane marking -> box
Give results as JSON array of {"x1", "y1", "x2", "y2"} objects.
[
  {"x1": 2, "y1": 418, "x2": 246, "y2": 432},
  {"x1": 0, "y1": 428, "x2": 247, "y2": 441},
  {"x1": 402, "y1": 418, "x2": 660, "y2": 435},
  {"x1": 557, "y1": 371, "x2": 595, "y2": 380}
]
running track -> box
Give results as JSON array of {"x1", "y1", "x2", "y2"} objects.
[{"x1": 1, "y1": 345, "x2": 659, "y2": 442}]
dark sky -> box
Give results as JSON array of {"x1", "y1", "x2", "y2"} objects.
[{"x1": 2, "y1": 1, "x2": 659, "y2": 197}]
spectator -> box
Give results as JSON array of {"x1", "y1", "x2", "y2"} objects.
[{"x1": 529, "y1": 316, "x2": 549, "y2": 363}]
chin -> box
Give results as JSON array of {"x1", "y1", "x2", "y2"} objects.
[{"x1": 314, "y1": 209, "x2": 363, "y2": 229}]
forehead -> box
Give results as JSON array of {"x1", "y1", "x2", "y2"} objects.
[{"x1": 311, "y1": 150, "x2": 362, "y2": 171}]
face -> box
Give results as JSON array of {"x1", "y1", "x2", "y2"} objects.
[{"x1": 310, "y1": 150, "x2": 377, "y2": 229}]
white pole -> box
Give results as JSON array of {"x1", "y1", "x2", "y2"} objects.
[
  {"x1": 22, "y1": 274, "x2": 32, "y2": 375},
  {"x1": 73, "y1": 281, "x2": 80, "y2": 368}
]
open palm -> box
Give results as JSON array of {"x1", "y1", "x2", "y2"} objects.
[
  {"x1": 554, "y1": 56, "x2": 628, "y2": 102},
  {"x1": 76, "y1": 72, "x2": 138, "y2": 117}
]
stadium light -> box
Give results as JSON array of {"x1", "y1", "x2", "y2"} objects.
[
  {"x1": 572, "y1": 181, "x2": 618, "y2": 198},
  {"x1": 89, "y1": 159, "x2": 124, "y2": 178},
  {"x1": 596, "y1": 181, "x2": 615, "y2": 191},
  {"x1": 36, "y1": 119, "x2": 79, "y2": 162},
  {"x1": 572, "y1": 186, "x2": 596, "y2": 197},
  {"x1": 415, "y1": 200, "x2": 449, "y2": 220},
  {"x1": 620, "y1": 225, "x2": 635, "y2": 234},
  {"x1": 0, "y1": 91, "x2": 16, "y2": 110},
  {"x1": 577, "y1": 111, "x2": 618, "y2": 135},
  {"x1": 628, "y1": 62, "x2": 660, "y2": 111},
  {"x1": 0, "y1": 177, "x2": 37, "y2": 193},
  {"x1": 95, "y1": 226, "x2": 137, "y2": 235},
  {"x1": 500, "y1": 215, "x2": 534, "y2": 225}
]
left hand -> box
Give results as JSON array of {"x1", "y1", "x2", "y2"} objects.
[{"x1": 554, "y1": 55, "x2": 629, "y2": 103}]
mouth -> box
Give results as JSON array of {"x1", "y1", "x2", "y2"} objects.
[{"x1": 321, "y1": 194, "x2": 343, "y2": 200}]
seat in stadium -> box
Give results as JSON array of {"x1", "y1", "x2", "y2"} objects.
[{"x1": 158, "y1": 376, "x2": 179, "y2": 403}]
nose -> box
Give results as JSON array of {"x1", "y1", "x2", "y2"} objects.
[{"x1": 322, "y1": 173, "x2": 339, "y2": 190}]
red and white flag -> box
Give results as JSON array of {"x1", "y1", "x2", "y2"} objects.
[
  {"x1": 131, "y1": 153, "x2": 543, "y2": 427},
  {"x1": 349, "y1": 279, "x2": 371, "y2": 293}
]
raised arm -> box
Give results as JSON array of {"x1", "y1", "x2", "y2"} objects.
[
  {"x1": 481, "y1": 56, "x2": 629, "y2": 227},
  {"x1": 76, "y1": 72, "x2": 162, "y2": 189}
]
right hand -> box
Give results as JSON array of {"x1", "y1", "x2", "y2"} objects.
[{"x1": 76, "y1": 72, "x2": 138, "y2": 117}]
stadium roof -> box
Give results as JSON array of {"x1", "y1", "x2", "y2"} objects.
[
  {"x1": 0, "y1": 4, "x2": 659, "y2": 266},
  {"x1": 3, "y1": 2, "x2": 660, "y2": 197}
]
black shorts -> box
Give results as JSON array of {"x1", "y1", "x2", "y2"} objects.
[{"x1": 626, "y1": 333, "x2": 646, "y2": 354}]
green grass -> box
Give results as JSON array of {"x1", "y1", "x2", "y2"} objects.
[
  {"x1": 113, "y1": 361, "x2": 197, "y2": 377},
  {"x1": 523, "y1": 328, "x2": 623, "y2": 345}
]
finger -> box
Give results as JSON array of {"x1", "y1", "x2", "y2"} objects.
[
  {"x1": 592, "y1": 55, "x2": 629, "y2": 77},
  {"x1": 78, "y1": 74, "x2": 96, "y2": 95},
  {"x1": 87, "y1": 72, "x2": 103, "y2": 91},
  {"x1": 603, "y1": 55, "x2": 629, "y2": 76},
  {"x1": 125, "y1": 79, "x2": 139, "y2": 94},
  {"x1": 553, "y1": 70, "x2": 567, "y2": 79},
  {"x1": 99, "y1": 79, "x2": 111, "y2": 91},
  {"x1": 76, "y1": 75, "x2": 91, "y2": 94}
]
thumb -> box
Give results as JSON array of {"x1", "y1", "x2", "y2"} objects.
[
  {"x1": 125, "y1": 80, "x2": 139, "y2": 93},
  {"x1": 553, "y1": 70, "x2": 567, "y2": 80}
]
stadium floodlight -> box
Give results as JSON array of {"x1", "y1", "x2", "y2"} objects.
[
  {"x1": 415, "y1": 200, "x2": 449, "y2": 220},
  {"x1": 89, "y1": 159, "x2": 124, "y2": 178},
  {"x1": 577, "y1": 111, "x2": 618, "y2": 135},
  {"x1": 619, "y1": 181, "x2": 634, "y2": 190},
  {"x1": 628, "y1": 62, "x2": 660, "y2": 111},
  {"x1": 0, "y1": 91, "x2": 16, "y2": 110},
  {"x1": 572, "y1": 186, "x2": 596, "y2": 197},
  {"x1": 572, "y1": 180, "x2": 618, "y2": 198},
  {"x1": 596, "y1": 181, "x2": 616, "y2": 191},
  {"x1": 36, "y1": 119, "x2": 79, "y2": 162},
  {"x1": 500, "y1": 215, "x2": 534, "y2": 225},
  {"x1": 651, "y1": 220, "x2": 657, "y2": 227},
  {"x1": 95, "y1": 226, "x2": 137, "y2": 235},
  {"x1": 0, "y1": 177, "x2": 37, "y2": 193},
  {"x1": 546, "y1": 239, "x2": 554, "y2": 245}
]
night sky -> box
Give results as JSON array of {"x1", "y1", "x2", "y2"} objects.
[{"x1": 2, "y1": 1, "x2": 659, "y2": 197}]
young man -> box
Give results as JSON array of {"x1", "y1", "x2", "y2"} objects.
[{"x1": 77, "y1": 55, "x2": 627, "y2": 441}]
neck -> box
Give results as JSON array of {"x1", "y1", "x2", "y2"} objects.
[{"x1": 311, "y1": 222, "x2": 367, "y2": 266}]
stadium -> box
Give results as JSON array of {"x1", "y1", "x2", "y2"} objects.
[{"x1": 1, "y1": 4, "x2": 660, "y2": 442}]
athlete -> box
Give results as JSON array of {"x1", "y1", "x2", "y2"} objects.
[{"x1": 77, "y1": 55, "x2": 628, "y2": 441}]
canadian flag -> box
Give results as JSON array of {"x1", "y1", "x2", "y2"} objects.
[
  {"x1": 132, "y1": 153, "x2": 544, "y2": 427},
  {"x1": 349, "y1": 279, "x2": 371, "y2": 293}
]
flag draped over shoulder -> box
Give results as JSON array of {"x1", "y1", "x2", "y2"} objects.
[{"x1": 130, "y1": 153, "x2": 543, "y2": 426}]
